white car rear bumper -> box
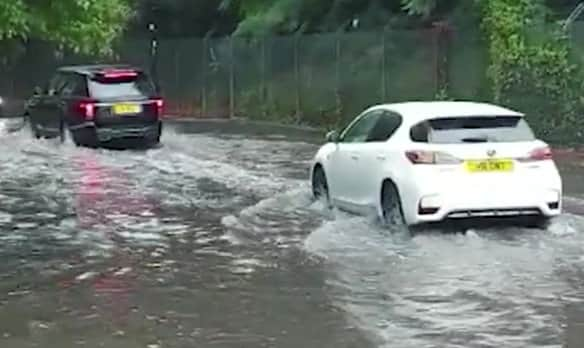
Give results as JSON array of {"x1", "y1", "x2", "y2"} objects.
[
  {"x1": 401, "y1": 164, "x2": 562, "y2": 225},
  {"x1": 410, "y1": 187, "x2": 561, "y2": 224}
]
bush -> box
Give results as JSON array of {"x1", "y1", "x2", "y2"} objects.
[{"x1": 481, "y1": 0, "x2": 584, "y2": 144}]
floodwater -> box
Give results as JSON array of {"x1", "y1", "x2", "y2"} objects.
[{"x1": 0, "y1": 119, "x2": 583, "y2": 348}]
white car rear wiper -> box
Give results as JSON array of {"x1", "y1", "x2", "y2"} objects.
[{"x1": 461, "y1": 136, "x2": 490, "y2": 143}]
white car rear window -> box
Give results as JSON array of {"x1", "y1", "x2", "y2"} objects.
[{"x1": 410, "y1": 116, "x2": 536, "y2": 143}]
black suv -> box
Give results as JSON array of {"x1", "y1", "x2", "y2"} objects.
[{"x1": 26, "y1": 64, "x2": 163, "y2": 147}]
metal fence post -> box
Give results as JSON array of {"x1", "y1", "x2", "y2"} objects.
[
  {"x1": 174, "y1": 42, "x2": 180, "y2": 103},
  {"x1": 148, "y1": 24, "x2": 159, "y2": 92},
  {"x1": 201, "y1": 36, "x2": 208, "y2": 118},
  {"x1": 432, "y1": 21, "x2": 452, "y2": 96},
  {"x1": 381, "y1": 27, "x2": 387, "y2": 102},
  {"x1": 229, "y1": 35, "x2": 235, "y2": 118},
  {"x1": 432, "y1": 25, "x2": 440, "y2": 95},
  {"x1": 442, "y1": 23, "x2": 452, "y2": 97},
  {"x1": 260, "y1": 35, "x2": 267, "y2": 115},
  {"x1": 294, "y1": 33, "x2": 301, "y2": 123},
  {"x1": 335, "y1": 31, "x2": 342, "y2": 122}
]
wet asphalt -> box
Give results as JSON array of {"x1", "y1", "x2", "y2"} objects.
[{"x1": 0, "y1": 118, "x2": 583, "y2": 348}]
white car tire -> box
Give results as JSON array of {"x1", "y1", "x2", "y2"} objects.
[
  {"x1": 312, "y1": 166, "x2": 332, "y2": 208},
  {"x1": 381, "y1": 181, "x2": 406, "y2": 227},
  {"x1": 524, "y1": 216, "x2": 551, "y2": 230}
]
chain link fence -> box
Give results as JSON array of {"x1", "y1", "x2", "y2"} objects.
[
  {"x1": 0, "y1": 29, "x2": 456, "y2": 128},
  {"x1": 227, "y1": 29, "x2": 448, "y2": 128},
  {"x1": 4, "y1": 25, "x2": 584, "y2": 142}
]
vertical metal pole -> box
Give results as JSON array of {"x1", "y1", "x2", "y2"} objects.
[
  {"x1": 381, "y1": 27, "x2": 387, "y2": 102},
  {"x1": 260, "y1": 36, "x2": 266, "y2": 109},
  {"x1": 444, "y1": 24, "x2": 451, "y2": 97},
  {"x1": 149, "y1": 23, "x2": 159, "y2": 93},
  {"x1": 432, "y1": 26, "x2": 439, "y2": 95},
  {"x1": 335, "y1": 31, "x2": 342, "y2": 121},
  {"x1": 294, "y1": 34, "x2": 301, "y2": 122},
  {"x1": 229, "y1": 36, "x2": 235, "y2": 118},
  {"x1": 174, "y1": 43, "x2": 179, "y2": 101},
  {"x1": 202, "y1": 36, "x2": 208, "y2": 118},
  {"x1": 433, "y1": 21, "x2": 451, "y2": 97}
]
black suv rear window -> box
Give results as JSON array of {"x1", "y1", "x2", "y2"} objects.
[
  {"x1": 410, "y1": 116, "x2": 536, "y2": 143},
  {"x1": 88, "y1": 72, "x2": 156, "y2": 99}
]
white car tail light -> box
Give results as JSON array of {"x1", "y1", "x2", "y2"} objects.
[
  {"x1": 517, "y1": 146, "x2": 553, "y2": 162},
  {"x1": 405, "y1": 150, "x2": 462, "y2": 165}
]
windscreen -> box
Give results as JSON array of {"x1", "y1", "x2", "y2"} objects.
[
  {"x1": 410, "y1": 116, "x2": 536, "y2": 144},
  {"x1": 88, "y1": 72, "x2": 156, "y2": 99}
]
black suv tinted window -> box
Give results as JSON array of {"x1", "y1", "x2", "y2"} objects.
[
  {"x1": 88, "y1": 72, "x2": 156, "y2": 99},
  {"x1": 410, "y1": 116, "x2": 536, "y2": 144},
  {"x1": 47, "y1": 73, "x2": 68, "y2": 95},
  {"x1": 61, "y1": 73, "x2": 88, "y2": 97}
]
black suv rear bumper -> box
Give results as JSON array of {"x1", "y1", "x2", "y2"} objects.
[
  {"x1": 69, "y1": 121, "x2": 161, "y2": 142},
  {"x1": 96, "y1": 124, "x2": 160, "y2": 142}
]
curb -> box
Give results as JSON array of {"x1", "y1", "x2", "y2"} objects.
[
  {"x1": 161, "y1": 115, "x2": 584, "y2": 153},
  {"x1": 162, "y1": 116, "x2": 325, "y2": 134}
]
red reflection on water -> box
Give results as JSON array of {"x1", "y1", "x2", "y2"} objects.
[
  {"x1": 63, "y1": 152, "x2": 160, "y2": 327},
  {"x1": 92, "y1": 255, "x2": 136, "y2": 327},
  {"x1": 75, "y1": 155, "x2": 110, "y2": 230},
  {"x1": 73, "y1": 153, "x2": 159, "y2": 230}
]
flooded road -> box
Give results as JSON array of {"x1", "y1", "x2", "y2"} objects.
[{"x1": 0, "y1": 119, "x2": 584, "y2": 348}]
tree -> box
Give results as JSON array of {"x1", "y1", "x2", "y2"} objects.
[
  {"x1": 0, "y1": 0, "x2": 132, "y2": 55},
  {"x1": 401, "y1": 0, "x2": 437, "y2": 17},
  {"x1": 219, "y1": 0, "x2": 304, "y2": 36},
  {"x1": 219, "y1": 0, "x2": 454, "y2": 36},
  {"x1": 133, "y1": 0, "x2": 238, "y2": 37}
]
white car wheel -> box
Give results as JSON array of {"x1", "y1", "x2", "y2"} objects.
[
  {"x1": 524, "y1": 216, "x2": 551, "y2": 230},
  {"x1": 312, "y1": 166, "x2": 331, "y2": 208},
  {"x1": 381, "y1": 181, "x2": 405, "y2": 227}
]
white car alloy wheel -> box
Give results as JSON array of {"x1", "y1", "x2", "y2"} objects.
[{"x1": 381, "y1": 181, "x2": 405, "y2": 226}]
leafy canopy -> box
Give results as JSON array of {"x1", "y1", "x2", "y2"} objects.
[
  {"x1": 221, "y1": 0, "x2": 442, "y2": 35},
  {"x1": 0, "y1": 0, "x2": 132, "y2": 54}
]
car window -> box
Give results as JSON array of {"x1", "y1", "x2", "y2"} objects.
[
  {"x1": 366, "y1": 111, "x2": 403, "y2": 142},
  {"x1": 60, "y1": 73, "x2": 87, "y2": 97},
  {"x1": 60, "y1": 74, "x2": 83, "y2": 97},
  {"x1": 47, "y1": 73, "x2": 68, "y2": 96},
  {"x1": 340, "y1": 110, "x2": 382, "y2": 143},
  {"x1": 68, "y1": 74, "x2": 89, "y2": 97},
  {"x1": 410, "y1": 116, "x2": 536, "y2": 144},
  {"x1": 88, "y1": 72, "x2": 156, "y2": 99}
]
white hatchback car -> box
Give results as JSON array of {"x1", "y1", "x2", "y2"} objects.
[{"x1": 309, "y1": 101, "x2": 562, "y2": 228}]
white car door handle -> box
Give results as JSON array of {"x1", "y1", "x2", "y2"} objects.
[
  {"x1": 350, "y1": 154, "x2": 359, "y2": 160},
  {"x1": 377, "y1": 155, "x2": 386, "y2": 160}
]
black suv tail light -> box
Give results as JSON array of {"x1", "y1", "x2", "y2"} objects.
[
  {"x1": 74, "y1": 98, "x2": 96, "y2": 120},
  {"x1": 152, "y1": 98, "x2": 164, "y2": 117}
]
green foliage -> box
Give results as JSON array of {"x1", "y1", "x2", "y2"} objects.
[
  {"x1": 480, "y1": 0, "x2": 584, "y2": 143},
  {"x1": 237, "y1": 0, "x2": 301, "y2": 36},
  {"x1": 219, "y1": 0, "x2": 300, "y2": 36},
  {"x1": 401, "y1": 0, "x2": 437, "y2": 17},
  {"x1": 0, "y1": 0, "x2": 132, "y2": 55},
  {"x1": 220, "y1": 0, "x2": 449, "y2": 36},
  {"x1": 434, "y1": 87, "x2": 452, "y2": 100},
  {"x1": 214, "y1": 0, "x2": 584, "y2": 144}
]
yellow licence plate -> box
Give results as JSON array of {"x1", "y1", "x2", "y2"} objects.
[
  {"x1": 112, "y1": 103, "x2": 141, "y2": 115},
  {"x1": 465, "y1": 159, "x2": 514, "y2": 173}
]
